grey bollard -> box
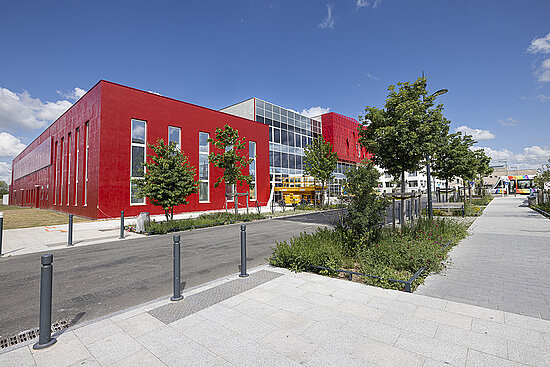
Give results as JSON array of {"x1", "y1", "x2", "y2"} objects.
[
  {"x1": 170, "y1": 235, "x2": 183, "y2": 301},
  {"x1": 67, "y1": 214, "x2": 73, "y2": 246},
  {"x1": 33, "y1": 254, "x2": 57, "y2": 349},
  {"x1": 0, "y1": 211, "x2": 3, "y2": 256},
  {"x1": 119, "y1": 211, "x2": 125, "y2": 239},
  {"x1": 239, "y1": 224, "x2": 249, "y2": 278}
]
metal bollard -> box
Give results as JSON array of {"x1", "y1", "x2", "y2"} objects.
[
  {"x1": 0, "y1": 211, "x2": 3, "y2": 256},
  {"x1": 119, "y1": 211, "x2": 124, "y2": 239},
  {"x1": 33, "y1": 254, "x2": 57, "y2": 349},
  {"x1": 170, "y1": 235, "x2": 183, "y2": 301},
  {"x1": 67, "y1": 214, "x2": 73, "y2": 246},
  {"x1": 239, "y1": 224, "x2": 249, "y2": 278}
]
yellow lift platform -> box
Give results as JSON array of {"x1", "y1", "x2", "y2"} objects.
[{"x1": 274, "y1": 176, "x2": 326, "y2": 205}]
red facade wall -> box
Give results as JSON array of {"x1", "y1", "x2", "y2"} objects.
[
  {"x1": 10, "y1": 80, "x2": 269, "y2": 219},
  {"x1": 10, "y1": 83, "x2": 102, "y2": 218},
  {"x1": 320, "y1": 112, "x2": 370, "y2": 163}
]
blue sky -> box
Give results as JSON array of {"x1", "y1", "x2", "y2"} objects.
[{"x1": 1, "y1": 0, "x2": 549, "y2": 182}]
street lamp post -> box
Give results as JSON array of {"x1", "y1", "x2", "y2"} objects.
[{"x1": 426, "y1": 88, "x2": 448, "y2": 219}]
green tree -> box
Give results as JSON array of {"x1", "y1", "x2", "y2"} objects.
[
  {"x1": 359, "y1": 77, "x2": 450, "y2": 221},
  {"x1": 0, "y1": 180, "x2": 8, "y2": 196},
  {"x1": 339, "y1": 160, "x2": 389, "y2": 253},
  {"x1": 207, "y1": 124, "x2": 253, "y2": 215},
  {"x1": 535, "y1": 159, "x2": 550, "y2": 204},
  {"x1": 132, "y1": 139, "x2": 198, "y2": 221},
  {"x1": 431, "y1": 133, "x2": 473, "y2": 202},
  {"x1": 303, "y1": 135, "x2": 338, "y2": 208}
]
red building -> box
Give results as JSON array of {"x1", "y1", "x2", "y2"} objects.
[
  {"x1": 9, "y1": 81, "x2": 270, "y2": 219},
  {"x1": 319, "y1": 112, "x2": 370, "y2": 163}
]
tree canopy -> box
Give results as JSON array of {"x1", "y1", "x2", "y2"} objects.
[
  {"x1": 303, "y1": 135, "x2": 338, "y2": 206},
  {"x1": 207, "y1": 124, "x2": 253, "y2": 214},
  {"x1": 132, "y1": 139, "x2": 198, "y2": 220},
  {"x1": 0, "y1": 180, "x2": 8, "y2": 196},
  {"x1": 358, "y1": 77, "x2": 450, "y2": 187}
]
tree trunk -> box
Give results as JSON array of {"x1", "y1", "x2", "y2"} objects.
[
  {"x1": 400, "y1": 171, "x2": 405, "y2": 226},
  {"x1": 234, "y1": 192, "x2": 238, "y2": 215},
  {"x1": 165, "y1": 209, "x2": 170, "y2": 222},
  {"x1": 445, "y1": 179, "x2": 449, "y2": 203}
]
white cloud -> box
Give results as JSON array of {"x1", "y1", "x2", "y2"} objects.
[
  {"x1": 0, "y1": 132, "x2": 26, "y2": 158},
  {"x1": 538, "y1": 58, "x2": 550, "y2": 83},
  {"x1": 0, "y1": 86, "x2": 75, "y2": 130},
  {"x1": 455, "y1": 125, "x2": 496, "y2": 141},
  {"x1": 57, "y1": 87, "x2": 86, "y2": 101},
  {"x1": 497, "y1": 118, "x2": 518, "y2": 127},
  {"x1": 356, "y1": 0, "x2": 381, "y2": 9},
  {"x1": 480, "y1": 145, "x2": 550, "y2": 169},
  {"x1": 318, "y1": 4, "x2": 335, "y2": 30},
  {"x1": 527, "y1": 33, "x2": 550, "y2": 83},
  {"x1": 537, "y1": 94, "x2": 550, "y2": 102},
  {"x1": 527, "y1": 33, "x2": 550, "y2": 54},
  {"x1": 366, "y1": 72, "x2": 380, "y2": 80},
  {"x1": 300, "y1": 106, "x2": 331, "y2": 118},
  {"x1": 0, "y1": 161, "x2": 11, "y2": 183},
  {"x1": 147, "y1": 90, "x2": 163, "y2": 96}
]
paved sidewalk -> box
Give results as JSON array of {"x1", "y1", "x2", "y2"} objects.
[
  {"x1": 0, "y1": 206, "x2": 294, "y2": 257},
  {"x1": 417, "y1": 196, "x2": 550, "y2": 319},
  {"x1": 1, "y1": 265, "x2": 549, "y2": 367}
]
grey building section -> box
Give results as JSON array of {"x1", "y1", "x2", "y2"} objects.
[{"x1": 221, "y1": 98, "x2": 322, "y2": 199}]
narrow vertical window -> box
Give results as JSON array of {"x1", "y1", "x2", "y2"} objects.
[
  {"x1": 198, "y1": 132, "x2": 209, "y2": 202},
  {"x1": 249, "y1": 141, "x2": 257, "y2": 200},
  {"x1": 60, "y1": 138, "x2": 64, "y2": 204},
  {"x1": 131, "y1": 119, "x2": 146, "y2": 204},
  {"x1": 53, "y1": 141, "x2": 58, "y2": 205},
  {"x1": 67, "y1": 133, "x2": 71, "y2": 205},
  {"x1": 168, "y1": 126, "x2": 181, "y2": 151},
  {"x1": 74, "y1": 128, "x2": 79, "y2": 206},
  {"x1": 84, "y1": 122, "x2": 89, "y2": 205}
]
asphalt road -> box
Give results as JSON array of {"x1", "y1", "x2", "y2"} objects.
[{"x1": 0, "y1": 211, "x2": 339, "y2": 339}]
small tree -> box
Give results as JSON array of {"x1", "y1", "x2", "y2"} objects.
[
  {"x1": 207, "y1": 124, "x2": 253, "y2": 215},
  {"x1": 303, "y1": 135, "x2": 338, "y2": 208},
  {"x1": 340, "y1": 160, "x2": 389, "y2": 253},
  {"x1": 0, "y1": 180, "x2": 8, "y2": 196},
  {"x1": 132, "y1": 139, "x2": 198, "y2": 221},
  {"x1": 359, "y1": 77, "x2": 450, "y2": 222}
]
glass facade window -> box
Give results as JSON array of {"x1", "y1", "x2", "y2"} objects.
[
  {"x1": 168, "y1": 126, "x2": 181, "y2": 150},
  {"x1": 249, "y1": 141, "x2": 256, "y2": 200},
  {"x1": 199, "y1": 132, "x2": 209, "y2": 202},
  {"x1": 60, "y1": 138, "x2": 64, "y2": 204},
  {"x1": 131, "y1": 119, "x2": 146, "y2": 204}
]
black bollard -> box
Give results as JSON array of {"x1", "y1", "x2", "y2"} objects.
[
  {"x1": 119, "y1": 211, "x2": 124, "y2": 239},
  {"x1": 170, "y1": 235, "x2": 183, "y2": 301},
  {"x1": 239, "y1": 224, "x2": 249, "y2": 278},
  {"x1": 67, "y1": 214, "x2": 73, "y2": 246},
  {"x1": 0, "y1": 211, "x2": 3, "y2": 256},
  {"x1": 33, "y1": 254, "x2": 56, "y2": 350}
]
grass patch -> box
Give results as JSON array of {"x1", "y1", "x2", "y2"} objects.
[
  {"x1": 269, "y1": 217, "x2": 470, "y2": 291},
  {"x1": 0, "y1": 204, "x2": 90, "y2": 229}
]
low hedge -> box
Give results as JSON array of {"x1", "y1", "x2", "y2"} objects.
[{"x1": 145, "y1": 212, "x2": 266, "y2": 234}]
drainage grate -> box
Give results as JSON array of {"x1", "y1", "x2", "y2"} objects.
[{"x1": 0, "y1": 319, "x2": 71, "y2": 350}]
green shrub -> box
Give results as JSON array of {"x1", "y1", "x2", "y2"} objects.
[
  {"x1": 471, "y1": 196, "x2": 493, "y2": 206},
  {"x1": 358, "y1": 217, "x2": 469, "y2": 290},
  {"x1": 145, "y1": 212, "x2": 265, "y2": 234},
  {"x1": 268, "y1": 227, "x2": 344, "y2": 274}
]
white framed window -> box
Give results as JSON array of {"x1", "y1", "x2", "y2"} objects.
[
  {"x1": 168, "y1": 126, "x2": 181, "y2": 151},
  {"x1": 131, "y1": 119, "x2": 147, "y2": 205},
  {"x1": 249, "y1": 141, "x2": 257, "y2": 200},
  {"x1": 60, "y1": 137, "x2": 64, "y2": 204},
  {"x1": 84, "y1": 122, "x2": 89, "y2": 206},
  {"x1": 199, "y1": 132, "x2": 209, "y2": 202},
  {"x1": 67, "y1": 133, "x2": 71, "y2": 205},
  {"x1": 74, "y1": 128, "x2": 79, "y2": 206}
]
